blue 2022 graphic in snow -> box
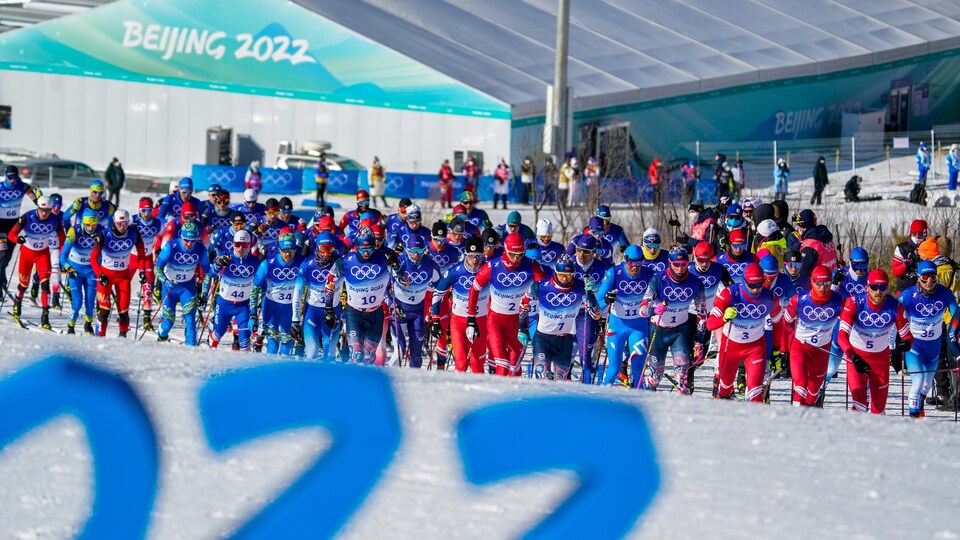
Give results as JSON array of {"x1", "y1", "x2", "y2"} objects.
[{"x1": 0, "y1": 356, "x2": 661, "y2": 538}]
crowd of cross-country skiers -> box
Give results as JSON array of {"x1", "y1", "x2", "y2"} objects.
[{"x1": 0, "y1": 162, "x2": 957, "y2": 418}]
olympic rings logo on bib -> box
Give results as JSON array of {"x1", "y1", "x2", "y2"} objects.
[
  {"x1": 858, "y1": 311, "x2": 892, "y2": 328},
  {"x1": 0, "y1": 190, "x2": 22, "y2": 201},
  {"x1": 545, "y1": 292, "x2": 577, "y2": 307},
  {"x1": 407, "y1": 270, "x2": 430, "y2": 285},
  {"x1": 30, "y1": 222, "x2": 55, "y2": 235},
  {"x1": 230, "y1": 264, "x2": 256, "y2": 278},
  {"x1": 728, "y1": 263, "x2": 746, "y2": 276},
  {"x1": 310, "y1": 269, "x2": 329, "y2": 282},
  {"x1": 915, "y1": 301, "x2": 944, "y2": 317},
  {"x1": 350, "y1": 265, "x2": 382, "y2": 280},
  {"x1": 802, "y1": 305, "x2": 836, "y2": 321},
  {"x1": 541, "y1": 251, "x2": 557, "y2": 263},
  {"x1": 108, "y1": 240, "x2": 133, "y2": 251},
  {"x1": 432, "y1": 254, "x2": 450, "y2": 267},
  {"x1": 619, "y1": 280, "x2": 647, "y2": 296},
  {"x1": 77, "y1": 236, "x2": 96, "y2": 249},
  {"x1": 698, "y1": 275, "x2": 717, "y2": 289},
  {"x1": 173, "y1": 252, "x2": 200, "y2": 265},
  {"x1": 457, "y1": 275, "x2": 475, "y2": 288},
  {"x1": 845, "y1": 282, "x2": 866, "y2": 295},
  {"x1": 496, "y1": 272, "x2": 528, "y2": 287},
  {"x1": 269, "y1": 267, "x2": 296, "y2": 280},
  {"x1": 662, "y1": 286, "x2": 692, "y2": 302},
  {"x1": 648, "y1": 262, "x2": 666, "y2": 273},
  {"x1": 735, "y1": 302, "x2": 767, "y2": 318}
]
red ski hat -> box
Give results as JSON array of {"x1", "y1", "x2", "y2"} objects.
[
  {"x1": 139, "y1": 199, "x2": 153, "y2": 210},
  {"x1": 356, "y1": 189, "x2": 370, "y2": 201},
  {"x1": 910, "y1": 219, "x2": 928, "y2": 235},
  {"x1": 811, "y1": 265, "x2": 831, "y2": 283},
  {"x1": 729, "y1": 228, "x2": 747, "y2": 245},
  {"x1": 743, "y1": 263, "x2": 764, "y2": 285},
  {"x1": 694, "y1": 241, "x2": 714, "y2": 259},
  {"x1": 318, "y1": 216, "x2": 335, "y2": 231},
  {"x1": 504, "y1": 232, "x2": 525, "y2": 253},
  {"x1": 867, "y1": 268, "x2": 889, "y2": 285},
  {"x1": 180, "y1": 202, "x2": 196, "y2": 218}
]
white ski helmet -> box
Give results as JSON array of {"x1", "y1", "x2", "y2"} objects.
[
  {"x1": 243, "y1": 188, "x2": 258, "y2": 203},
  {"x1": 233, "y1": 229, "x2": 252, "y2": 244},
  {"x1": 113, "y1": 209, "x2": 130, "y2": 224},
  {"x1": 536, "y1": 218, "x2": 553, "y2": 236},
  {"x1": 36, "y1": 196, "x2": 52, "y2": 210}
]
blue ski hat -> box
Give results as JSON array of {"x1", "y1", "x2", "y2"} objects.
[
  {"x1": 405, "y1": 234, "x2": 426, "y2": 251},
  {"x1": 596, "y1": 205, "x2": 612, "y2": 220},
  {"x1": 525, "y1": 241, "x2": 541, "y2": 261},
  {"x1": 180, "y1": 221, "x2": 200, "y2": 241},
  {"x1": 759, "y1": 254, "x2": 779, "y2": 275},
  {"x1": 575, "y1": 235, "x2": 597, "y2": 251},
  {"x1": 278, "y1": 232, "x2": 296, "y2": 251},
  {"x1": 588, "y1": 216, "x2": 605, "y2": 234},
  {"x1": 623, "y1": 244, "x2": 643, "y2": 262},
  {"x1": 668, "y1": 245, "x2": 689, "y2": 263},
  {"x1": 50, "y1": 193, "x2": 63, "y2": 207},
  {"x1": 316, "y1": 231, "x2": 336, "y2": 248},
  {"x1": 355, "y1": 227, "x2": 375, "y2": 249},
  {"x1": 179, "y1": 177, "x2": 194, "y2": 191},
  {"x1": 918, "y1": 260, "x2": 937, "y2": 276},
  {"x1": 850, "y1": 247, "x2": 869, "y2": 268}
]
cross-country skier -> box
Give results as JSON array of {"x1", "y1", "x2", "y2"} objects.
[
  {"x1": 535, "y1": 218, "x2": 565, "y2": 270},
  {"x1": 640, "y1": 246, "x2": 706, "y2": 393},
  {"x1": 528, "y1": 254, "x2": 600, "y2": 380},
  {"x1": 391, "y1": 204, "x2": 430, "y2": 253},
  {"x1": 0, "y1": 165, "x2": 38, "y2": 296},
  {"x1": 689, "y1": 241, "x2": 734, "y2": 378},
  {"x1": 707, "y1": 263, "x2": 782, "y2": 401},
  {"x1": 7, "y1": 196, "x2": 64, "y2": 329},
  {"x1": 250, "y1": 230, "x2": 302, "y2": 354},
  {"x1": 132, "y1": 197, "x2": 163, "y2": 332},
  {"x1": 231, "y1": 189, "x2": 267, "y2": 229},
  {"x1": 155, "y1": 221, "x2": 211, "y2": 345},
  {"x1": 291, "y1": 231, "x2": 343, "y2": 361},
  {"x1": 390, "y1": 235, "x2": 441, "y2": 368},
  {"x1": 207, "y1": 229, "x2": 259, "y2": 350},
  {"x1": 639, "y1": 228, "x2": 669, "y2": 275},
  {"x1": 64, "y1": 180, "x2": 115, "y2": 227},
  {"x1": 898, "y1": 260, "x2": 960, "y2": 417},
  {"x1": 428, "y1": 220, "x2": 461, "y2": 368},
  {"x1": 569, "y1": 235, "x2": 610, "y2": 382},
  {"x1": 596, "y1": 245, "x2": 653, "y2": 386},
  {"x1": 823, "y1": 247, "x2": 870, "y2": 390},
  {"x1": 467, "y1": 232, "x2": 546, "y2": 376},
  {"x1": 837, "y1": 269, "x2": 911, "y2": 414},
  {"x1": 431, "y1": 236, "x2": 488, "y2": 372},
  {"x1": 60, "y1": 209, "x2": 103, "y2": 334},
  {"x1": 89, "y1": 209, "x2": 144, "y2": 337},
  {"x1": 783, "y1": 265, "x2": 843, "y2": 406},
  {"x1": 595, "y1": 205, "x2": 630, "y2": 255},
  {"x1": 323, "y1": 227, "x2": 401, "y2": 364},
  {"x1": 155, "y1": 177, "x2": 202, "y2": 223},
  {"x1": 338, "y1": 190, "x2": 383, "y2": 239}
]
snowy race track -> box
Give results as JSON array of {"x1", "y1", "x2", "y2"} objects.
[{"x1": 0, "y1": 321, "x2": 959, "y2": 539}]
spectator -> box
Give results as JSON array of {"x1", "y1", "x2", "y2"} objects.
[
  {"x1": 315, "y1": 159, "x2": 329, "y2": 209},
  {"x1": 946, "y1": 143, "x2": 959, "y2": 192},
  {"x1": 558, "y1": 157, "x2": 577, "y2": 208},
  {"x1": 774, "y1": 158, "x2": 789, "y2": 201},
  {"x1": 844, "y1": 175, "x2": 861, "y2": 202},
  {"x1": 245, "y1": 161, "x2": 262, "y2": 192},
  {"x1": 718, "y1": 161, "x2": 734, "y2": 201},
  {"x1": 811, "y1": 155, "x2": 829, "y2": 205},
  {"x1": 567, "y1": 156, "x2": 583, "y2": 207},
  {"x1": 369, "y1": 156, "x2": 388, "y2": 208},
  {"x1": 916, "y1": 141, "x2": 931, "y2": 185},
  {"x1": 680, "y1": 160, "x2": 697, "y2": 206},
  {"x1": 438, "y1": 159, "x2": 455, "y2": 209},
  {"x1": 648, "y1": 157, "x2": 663, "y2": 205},
  {"x1": 461, "y1": 156, "x2": 479, "y2": 200},
  {"x1": 104, "y1": 157, "x2": 125, "y2": 207},
  {"x1": 493, "y1": 158, "x2": 511, "y2": 209},
  {"x1": 520, "y1": 156, "x2": 535, "y2": 205},
  {"x1": 583, "y1": 156, "x2": 600, "y2": 207},
  {"x1": 542, "y1": 157, "x2": 557, "y2": 205},
  {"x1": 732, "y1": 159, "x2": 746, "y2": 198}
]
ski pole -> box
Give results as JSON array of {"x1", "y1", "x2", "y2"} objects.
[
  {"x1": 0, "y1": 244, "x2": 22, "y2": 315},
  {"x1": 195, "y1": 275, "x2": 221, "y2": 347},
  {"x1": 139, "y1": 285, "x2": 174, "y2": 341},
  {"x1": 133, "y1": 287, "x2": 144, "y2": 340}
]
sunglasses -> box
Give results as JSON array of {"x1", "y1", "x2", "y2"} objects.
[
  {"x1": 645, "y1": 243, "x2": 661, "y2": 250},
  {"x1": 918, "y1": 274, "x2": 937, "y2": 282},
  {"x1": 462, "y1": 201, "x2": 474, "y2": 205},
  {"x1": 357, "y1": 247, "x2": 375, "y2": 256},
  {"x1": 575, "y1": 248, "x2": 594, "y2": 254},
  {"x1": 868, "y1": 284, "x2": 888, "y2": 292},
  {"x1": 432, "y1": 236, "x2": 445, "y2": 242},
  {"x1": 784, "y1": 262, "x2": 801, "y2": 269},
  {"x1": 745, "y1": 282, "x2": 763, "y2": 290},
  {"x1": 234, "y1": 242, "x2": 250, "y2": 249},
  {"x1": 465, "y1": 253, "x2": 482, "y2": 260},
  {"x1": 852, "y1": 265, "x2": 868, "y2": 273},
  {"x1": 625, "y1": 259, "x2": 643, "y2": 267},
  {"x1": 407, "y1": 248, "x2": 427, "y2": 256},
  {"x1": 812, "y1": 280, "x2": 831, "y2": 287},
  {"x1": 505, "y1": 250, "x2": 524, "y2": 257},
  {"x1": 731, "y1": 243, "x2": 747, "y2": 249},
  {"x1": 695, "y1": 257, "x2": 711, "y2": 266},
  {"x1": 266, "y1": 209, "x2": 280, "y2": 215},
  {"x1": 670, "y1": 261, "x2": 687, "y2": 268}
]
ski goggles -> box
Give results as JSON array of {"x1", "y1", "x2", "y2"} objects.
[
  {"x1": 695, "y1": 257, "x2": 711, "y2": 267},
  {"x1": 233, "y1": 241, "x2": 251, "y2": 250},
  {"x1": 730, "y1": 242, "x2": 747, "y2": 250},
  {"x1": 784, "y1": 262, "x2": 801, "y2": 270},
  {"x1": 432, "y1": 235, "x2": 446, "y2": 243},
  {"x1": 180, "y1": 189, "x2": 193, "y2": 197},
  {"x1": 669, "y1": 261, "x2": 688, "y2": 271},
  {"x1": 851, "y1": 264, "x2": 869, "y2": 273},
  {"x1": 357, "y1": 247, "x2": 375, "y2": 257},
  {"x1": 918, "y1": 274, "x2": 938, "y2": 283},
  {"x1": 575, "y1": 247, "x2": 595, "y2": 255},
  {"x1": 316, "y1": 244, "x2": 335, "y2": 255},
  {"x1": 407, "y1": 247, "x2": 427, "y2": 256},
  {"x1": 505, "y1": 249, "x2": 524, "y2": 257},
  {"x1": 744, "y1": 281, "x2": 764, "y2": 291},
  {"x1": 811, "y1": 279, "x2": 831, "y2": 288},
  {"x1": 266, "y1": 208, "x2": 280, "y2": 216},
  {"x1": 465, "y1": 252, "x2": 481, "y2": 260},
  {"x1": 643, "y1": 242, "x2": 661, "y2": 250},
  {"x1": 868, "y1": 283, "x2": 888, "y2": 292}
]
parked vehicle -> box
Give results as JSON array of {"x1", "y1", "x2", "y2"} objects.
[
  {"x1": 9, "y1": 158, "x2": 99, "y2": 187},
  {"x1": 274, "y1": 140, "x2": 363, "y2": 171}
]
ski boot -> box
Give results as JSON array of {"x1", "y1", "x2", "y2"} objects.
[
  {"x1": 157, "y1": 335, "x2": 169, "y2": 343},
  {"x1": 12, "y1": 296, "x2": 22, "y2": 318},
  {"x1": 119, "y1": 330, "x2": 127, "y2": 338},
  {"x1": 66, "y1": 321, "x2": 76, "y2": 334},
  {"x1": 814, "y1": 391, "x2": 826, "y2": 408},
  {"x1": 253, "y1": 335, "x2": 264, "y2": 353},
  {"x1": 51, "y1": 292, "x2": 61, "y2": 311},
  {"x1": 29, "y1": 281, "x2": 39, "y2": 301},
  {"x1": 40, "y1": 308, "x2": 51, "y2": 330},
  {"x1": 143, "y1": 311, "x2": 155, "y2": 332},
  {"x1": 232, "y1": 333, "x2": 240, "y2": 351},
  {"x1": 83, "y1": 320, "x2": 94, "y2": 335}
]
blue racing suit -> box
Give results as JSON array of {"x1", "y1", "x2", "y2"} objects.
[
  {"x1": 60, "y1": 223, "x2": 103, "y2": 325},
  {"x1": 596, "y1": 264, "x2": 653, "y2": 387},
  {"x1": 293, "y1": 255, "x2": 342, "y2": 361},
  {"x1": 252, "y1": 252, "x2": 303, "y2": 355},
  {"x1": 898, "y1": 284, "x2": 959, "y2": 414},
  {"x1": 155, "y1": 238, "x2": 210, "y2": 345},
  {"x1": 210, "y1": 252, "x2": 259, "y2": 349}
]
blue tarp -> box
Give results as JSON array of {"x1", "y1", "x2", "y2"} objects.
[{"x1": 191, "y1": 165, "x2": 303, "y2": 195}]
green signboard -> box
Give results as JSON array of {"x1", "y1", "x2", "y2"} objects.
[{"x1": 0, "y1": 0, "x2": 509, "y2": 119}]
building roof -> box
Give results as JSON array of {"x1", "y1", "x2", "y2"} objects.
[{"x1": 295, "y1": 0, "x2": 960, "y2": 117}]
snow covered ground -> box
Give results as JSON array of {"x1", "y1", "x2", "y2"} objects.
[{"x1": 1, "y1": 154, "x2": 957, "y2": 538}]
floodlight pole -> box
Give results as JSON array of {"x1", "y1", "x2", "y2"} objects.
[{"x1": 551, "y1": 0, "x2": 570, "y2": 166}]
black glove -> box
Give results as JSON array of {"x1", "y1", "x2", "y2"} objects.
[
  {"x1": 216, "y1": 255, "x2": 230, "y2": 268},
  {"x1": 139, "y1": 271, "x2": 147, "y2": 284},
  {"x1": 667, "y1": 217, "x2": 681, "y2": 227},
  {"x1": 395, "y1": 305, "x2": 405, "y2": 320},
  {"x1": 290, "y1": 322, "x2": 303, "y2": 342},
  {"x1": 849, "y1": 351, "x2": 871, "y2": 374},
  {"x1": 98, "y1": 274, "x2": 109, "y2": 286},
  {"x1": 896, "y1": 338, "x2": 912, "y2": 355},
  {"x1": 16, "y1": 235, "x2": 26, "y2": 245},
  {"x1": 324, "y1": 307, "x2": 337, "y2": 328},
  {"x1": 197, "y1": 293, "x2": 208, "y2": 310},
  {"x1": 618, "y1": 243, "x2": 626, "y2": 254},
  {"x1": 604, "y1": 289, "x2": 617, "y2": 305},
  {"x1": 466, "y1": 315, "x2": 478, "y2": 343},
  {"x1": 384, "y1": 249, "x2": 400, "y2": 270},
  {"x1": 430, "y1": 319, "x2": 442, "y2": 339},
  {"x1": 831, "y1": 268, "x2": 846, "y2": 285},
  {"x1": 907, "y1": 251, "x2": 920, "y2": 266}
]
